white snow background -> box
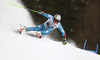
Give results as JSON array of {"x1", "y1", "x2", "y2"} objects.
[{"x1": 0, "y1": 0, "x2": 100, "y2": 60}]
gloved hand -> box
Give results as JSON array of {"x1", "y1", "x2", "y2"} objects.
[
  {"x1": 62, "y1": 36, "x2": 67, "y2": 45},
  {"x1": 38, "y1": 10, "x2": 45, "y2": 14},
  {"x1": 62, "y1": 38, "x2": 67, "y2": 45}
]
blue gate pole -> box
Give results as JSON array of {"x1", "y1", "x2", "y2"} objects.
[
  {"x1": 83, "y1": 40, "x2": 87, "y2": 50},
  {"x1": 96, "y1": 44, "x2": 99, "y2": 54}
]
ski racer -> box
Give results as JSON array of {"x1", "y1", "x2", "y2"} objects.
[{"x1": 18, "y1": 10, "x2": 67, "y2": 45}]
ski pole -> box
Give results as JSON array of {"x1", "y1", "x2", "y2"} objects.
[{"x1": 6, "y1": 2, "x2": 38, "y2": 13}]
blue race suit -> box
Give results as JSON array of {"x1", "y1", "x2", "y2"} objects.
[{"x1": 27, "y1": 12, "x2": 66, "y2": 39}]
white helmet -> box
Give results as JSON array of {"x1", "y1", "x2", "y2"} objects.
[{"x1": 54, "y1": 14, "x2": 61, "y2": 21}]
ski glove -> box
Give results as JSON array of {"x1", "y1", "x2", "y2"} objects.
[
  {"x1": 38, "y1": 10, "x2": 45, "y2": 15},
  {"x1": 62, "y1": 36, "x2": 67, "y2": 45},
  {"x1": 62, "y1": 41, "x2": 67, "y2": 45},
  {"x1": 62, "y1": 39, "x2": 67, "y2": 45}
]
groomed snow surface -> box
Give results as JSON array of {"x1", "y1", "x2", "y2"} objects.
[{"x1": 0, "y1": 0, "x2": 100, "y2": 60}]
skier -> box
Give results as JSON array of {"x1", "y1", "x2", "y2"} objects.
[{"x1": 18, "y1": 10, "x2": 67, "y2": 45}]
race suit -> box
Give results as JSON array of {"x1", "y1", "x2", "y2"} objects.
[{"x1": 26, "y1": 13, "x2": 66, "y2": 39}]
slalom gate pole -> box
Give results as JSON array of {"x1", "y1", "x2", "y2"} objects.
[
  {"x1": 6, "y1": 2, "x2": 38, "y2": 13},
  {"x1": 83, "y1": 40, "x2": 87, "y2": 50}
]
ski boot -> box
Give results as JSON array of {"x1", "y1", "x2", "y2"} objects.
[
  {"x1": 18, "y1": 26, "x2": 27, "y2": 34},
  {"x1": 36, "y1": 31, "x2": 43, "y2": 38}
]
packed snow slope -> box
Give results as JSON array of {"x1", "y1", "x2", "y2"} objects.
[{"x1": 0, "y1": 0, "x2": 100, "y2": 60}]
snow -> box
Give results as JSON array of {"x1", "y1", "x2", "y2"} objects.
[{"x1": 0, "y1": 0, "x2": 100, "y2": 60}]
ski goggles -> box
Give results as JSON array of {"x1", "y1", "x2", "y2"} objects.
[{"x1": 54, "y1": 19, "x2": 60, "y2": 23}]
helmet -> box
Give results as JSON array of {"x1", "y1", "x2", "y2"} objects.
[{"x1": 54, "y1": 14, "x2": 61, "y2": 21}]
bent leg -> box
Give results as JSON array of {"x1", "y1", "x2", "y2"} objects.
[
  {"x1": 42, "y1": 28, "x2": 53, "y2": 35},
  {"x1": 27, "y1": 25, "x2": 43, "y2": 31}
]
